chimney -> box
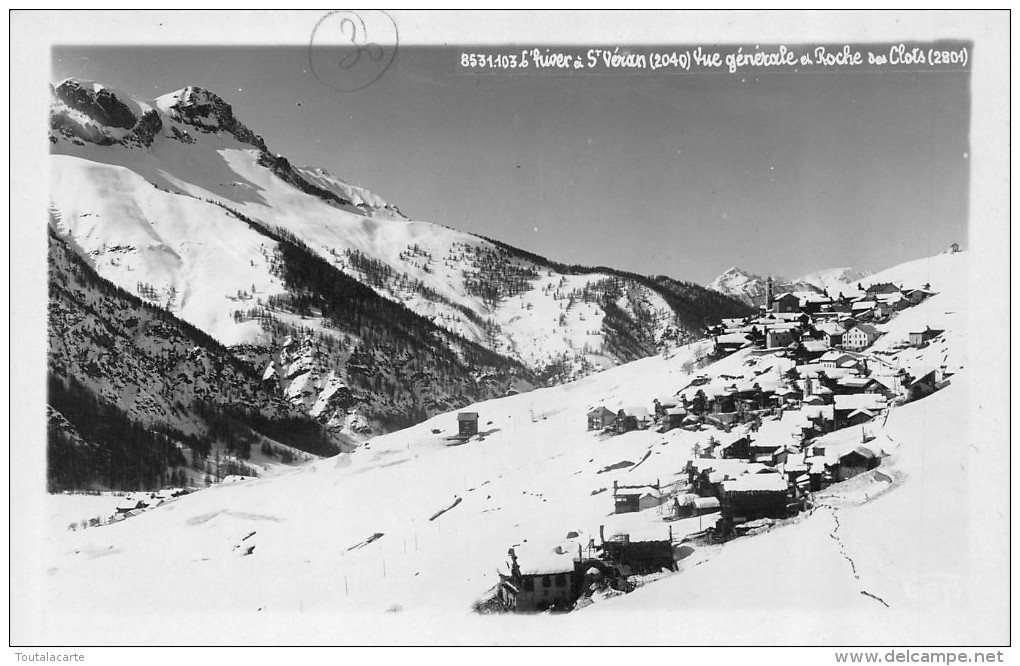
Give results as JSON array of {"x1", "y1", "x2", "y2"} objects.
[{"x1": 599, "y1": 524, "x2": 605, "y2": 545}]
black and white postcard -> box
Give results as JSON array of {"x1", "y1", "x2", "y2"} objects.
[{"x1": 9, "y1": 9, "x2": 1011, "y2": 655}]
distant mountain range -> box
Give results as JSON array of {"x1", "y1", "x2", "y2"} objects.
[
  {"x1": 47, "y1": 78, "x2": 751, "y2": 489},
  {"x1": 707, "y1": 266, "x2": 872, "y2": 308}
]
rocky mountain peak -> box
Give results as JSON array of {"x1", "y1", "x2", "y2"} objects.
[
  {"x1": 53, "y1": 79, "x2": 139, "y2": 130},
  {"x1": 156, "y1": 86, "x2": 267, "y2": 151}
]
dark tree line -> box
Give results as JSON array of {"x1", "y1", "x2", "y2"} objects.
[
  {"x1": 47, "y1": 374, "x2": 188, "y2": 491},
  {"x1": 47, "y1": 229, "x2": 345, "y2": 490}
]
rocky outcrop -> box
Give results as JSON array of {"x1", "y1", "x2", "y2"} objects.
[
  {"x1": 159, "y1": 86, "x2": 268, "y2": 151},
  {"x1": 131, "y1": 109, "x2": 164, "y2": 147},
  {"x1": 53, "y1": 79, "x2": 137, "y2": 129}
]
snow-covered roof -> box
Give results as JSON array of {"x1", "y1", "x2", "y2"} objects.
[
  {"x1": 678, "y1": 382, "x2": 729, "y2": 401},
  {"x1": 802, "y1": 405, "x2": 835, "y2": 421},
  {"x1": 802, "y1": 340, "x2": 830, "y2": 353},
  {"x1": 852, "y1": 301, "x2": 877, "y2": 310},
  {"x1": 693, "y1": 497, "x2": 720, "y2": 510},
  {"x1": 846, "y1": 408, "x2": 880, "y2": 421},
  {"x1": 781, "y1": 452, "x2": 806, "y2": 467},
  {"x1": 838, "y1": 376, "x2": 872, "y2": 389},
  {"x1": 508, "y1": 544, "x2": 577, "y2": 576},
  {"x1": 779, "y1": 408, "x2": 814, "y2": 427},
  {"x1": 806, "y1": 455, "x2": 831, "y2": 471},
  {"x1": 840, "y1": 445, "x2": 881, "y2": 461},
  {"x1": 691, "y1": 458, "x2": 748, "y2": 476},
  {"x1": 751, "y1": 417, "x2": 803, "y2": 445},
  {"x1": 908, "y1": 369, "x2": 940, "y2": 386},
  {"x1": 620, "y1": 406, "x2": 650, "y2": 419},
  {"x1": 615, "y1": 484, "x2": 661, "y2": 497},
  {"x1": 722, "y1": 473, "x2": 788, "y2": 493},
  {"x1": 817, "y1": 321, "x2": 845, "y2": 336},
  {"x1": 834, "y1": 394, "x2": 886, "y2": 411},
  {"x1": 116, "y1": 498, "x2": 144, "y2": 511},
  {"x1": 869, "y1": 375, "x2": 900, "y2": 392},
  {"x1": 795, "y1": 362, "x2": 830, "y2": 376},
  {"x1": 715, "y1": 332, "x2": 750, "y2": 345},
  {"x1": 457, "y1": 412, "x2": 479, "y2": 420}
]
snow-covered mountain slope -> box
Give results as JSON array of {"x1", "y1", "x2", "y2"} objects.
[
  {"x1": 47, "y1": 227, "x2": 346, "y2": 491},
  {"x1": 48, "y1": 78, "x2": 749, "y2": 442},
  {"x1": 36, "y1": 336, "x2": 719, "y2": 640},
  {"x1": 49, "y1": 78, "x2": 748, "y2": 374},
  {"x1": 30, "y1": 249, "x2": 1005, "y2": 645},
  {"x1": 858, "y1": 250, "x2": 959, "y2": 293}
]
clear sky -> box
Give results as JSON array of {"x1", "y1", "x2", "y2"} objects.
[{"x1": 52, "y1": 44, "x2": 970, "y2": 284}]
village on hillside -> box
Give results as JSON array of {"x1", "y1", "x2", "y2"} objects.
[{"x1": 493, "y1": 273, "x2": 951, "y2": 613}]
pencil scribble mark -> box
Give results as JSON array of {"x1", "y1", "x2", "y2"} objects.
[{"x1": 308, "y1": 10, "x2": 399, "y2": 93}]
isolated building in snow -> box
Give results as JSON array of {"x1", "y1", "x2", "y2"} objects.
[
  {"x1": 499, "y1": 545, "x2": 579, "y2": 612},
  {"x1": 908, "y1": 328, "x2": 943, "y2": 347},
  {"x1": 457, "y1": 412, "x2": 479, "y2": 437},
  {"x1": 835, "y1": 446, "x2": 881, "y2": 481}
]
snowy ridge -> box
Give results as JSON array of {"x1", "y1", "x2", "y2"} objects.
[
  {"x1": 49, "y1": 78, "x2": 746, "y2": 373},
  {"x1": 796, "y1": 266, "x2": 872, "y2": 295},
  {"x1": 709, "y1": 264, "x2": 869, "y2": 307},
  {"x1": 48, "y1": 78, "x2": 749, "y2": 438}
]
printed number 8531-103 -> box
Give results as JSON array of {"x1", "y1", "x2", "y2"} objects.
[{"x1": 460, "y1": 52, "x2": 529, "y2": 70}]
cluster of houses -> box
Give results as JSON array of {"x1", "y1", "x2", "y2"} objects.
[
  {"x1": 66, "y1": 488, "x2": 191, "y2": 532},
  {"x1": 712, "y1": 278, "x2": 937, "y2": 356},
  {"x1": 497, "y1": 277, "x2": 951, "y2": 613},
  {"x1": 587, "y1": 276, "x2": 945, "y2": 439},
  {"x1": 114, "y1": 488, "x2": 189, "y2": 517}
]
